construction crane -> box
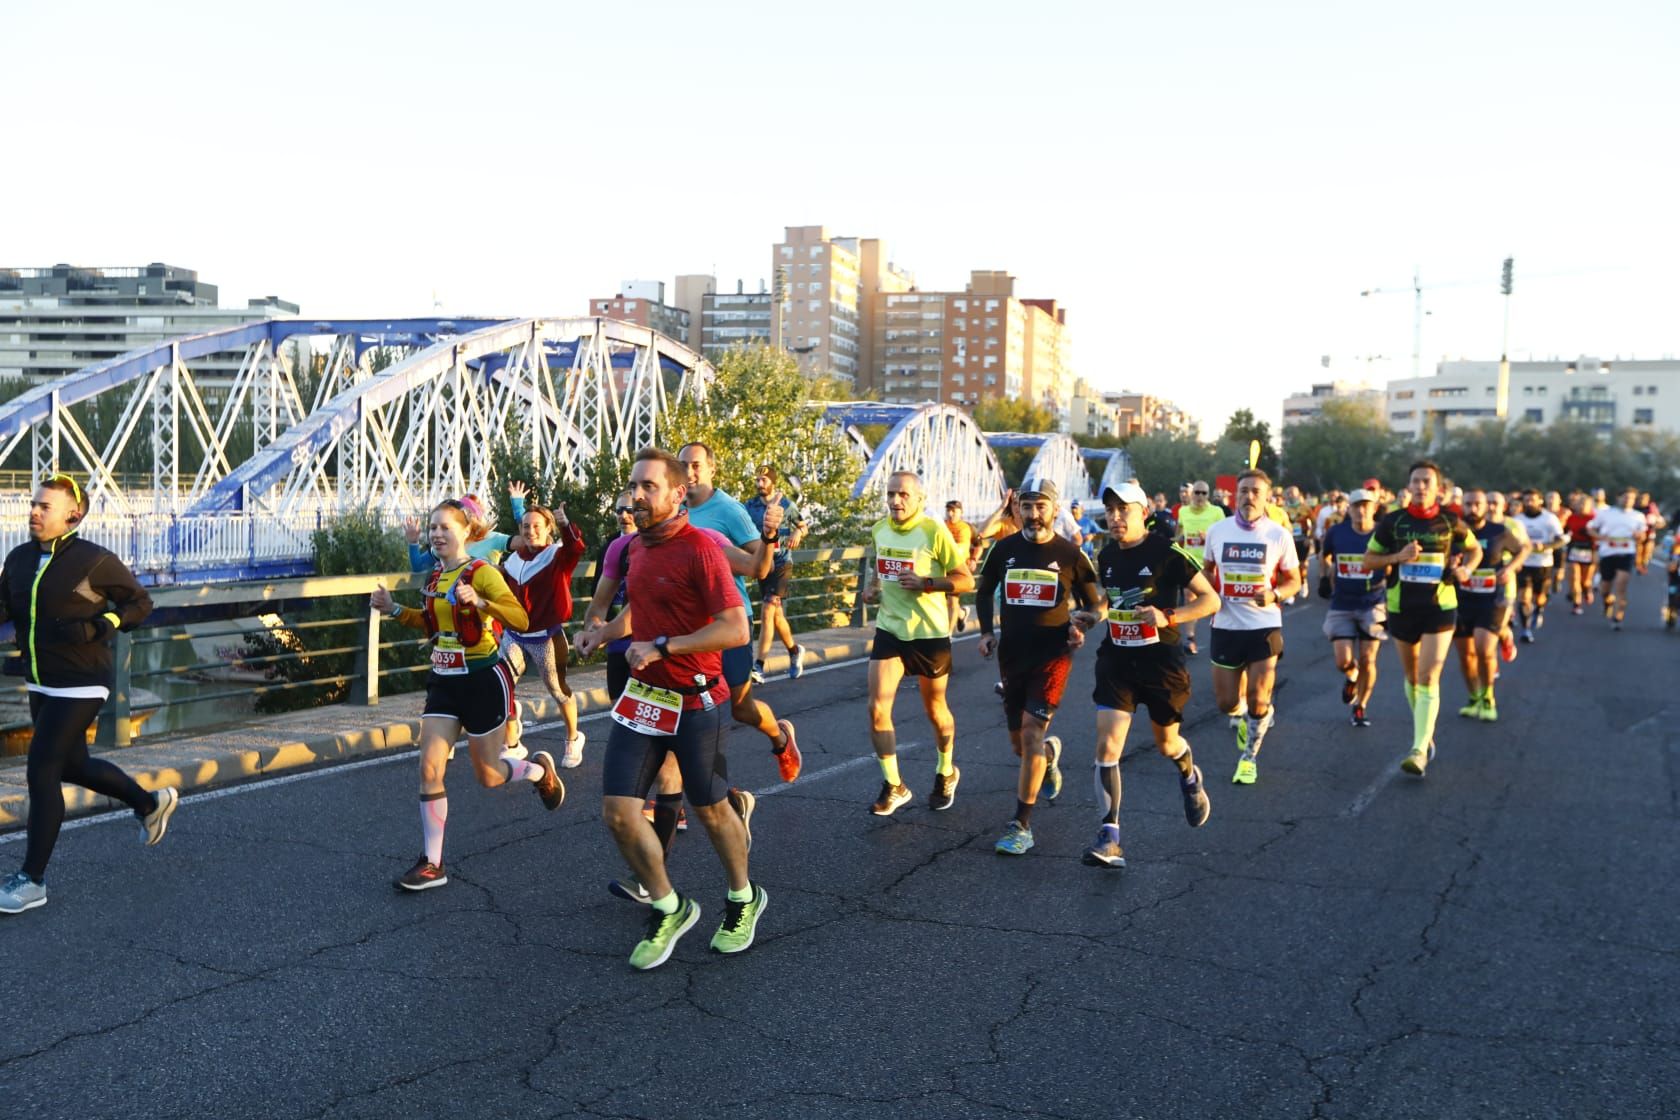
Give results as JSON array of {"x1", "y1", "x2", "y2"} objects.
[{"x1": 1359, "y1": 268, "x2": 1485, "y2": 380}]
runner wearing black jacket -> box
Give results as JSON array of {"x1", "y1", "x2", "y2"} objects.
[{"x1": 0, "y1": 475, "x2": 176, "y2": 916}]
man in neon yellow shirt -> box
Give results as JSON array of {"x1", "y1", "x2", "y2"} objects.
[
  {"x1": 1175, "y1": 480, "x2": 1225, "y2": 656},
  {"x1": 859, "y1": 471, "x2": 975, "y2": 816}
]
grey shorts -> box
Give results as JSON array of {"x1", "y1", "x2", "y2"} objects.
[{"x1": 1323, "y1": 604, "x2": 1388, "y2": 642}]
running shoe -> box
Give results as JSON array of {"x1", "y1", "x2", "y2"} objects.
[
  {"x1": 728, "y1": 787, "x2": 756, "y2": 853},
  {"x1": 1400, "y1": 741, "x2": 1436, "y2": 777},
  {"x1": 1499, "y1": 633, "x2": 1517, "y2": 662},
  {"x1": 1478, "y1": 699, "x2": 1499, "y2": 723},
  {"x1": 140, "y1": 786, "x2": 179, "y2": 847},
  {"x1": 750, "y1": 661, "x2": 766, "y2": 685},
  {"x1": 1535, "y1": 611, "x2": 1546, "y2": 630},
  {"x1": 1458, "y1": 698, "x2": 1482, "y2": 719},
  {"x1": 870, "y1": 782, "x2": 913, "y2": 816},
  {"x1": 1350, "y1": 704, "x2": 1371, "y2": 728},
  {"x1": 629, "y1": 896, "x2": 700, "y2": 970},
  {"x1": 1521, "y1": 627, "x2": 1535, "y2": 644},
  {"x1": 676, "y1": 806, "x2": 688, "y2": 832},
  {"x1": 710, "y1": 885, "x2": 768, "y2": 954},
  {"x1": 502, "y1": 742, "x2": 528, "y2": 762},
  {"x1": 994, "y1": 821, "x2": 1035, "y2": 855},
  {"x1": 560, "y1": 731, "x2": 585, "y2": 769},
  {"x1": 1232, "y1": 715, "x2": 1249, "y2": 753},
  {"x1": 1232, "y1": 753, "x2": 1258, "y2": 785},
  {"x1": 642, "y1": 797, "x2": 656, "y2": 823},
  {"x1": 929, "y1": 766, "x2": 961, "y2": 811},
  {"x1": 1341, "y1": 678, "x2": 1357, "y2": 705},
  {"x1": 1611, "y1": 619, "x2": 1623, "y2": 632},
  {"x1": 395, "y1": 857, "x2": 448, "y2": 891},
  {"x1": 788, "y1": 645, "x2": 806, "y2": 679},
  {"x1": 1179, "y1": 765, "x2": 1211, "y2": 827},
  {"x1": 532, "y1": 751, "x2": 565, "y2": 811},
  {"x1": 1043, "y1": 735, "x2": 1064, "y2": 801},
  {"x1": 608, "y1": 877, "x2": 651, "y2": 904},
  {"x1": 994, "y1": 680, "x2": 1006, "y2": 698},
  {"x1": 1082, "y1": 826, "x2": 1126, "y2": 868},
  {"x1": 0, "y1": 871, "x2": 46, "y2": 914},
  {"x1": 774, "y1": 718, "x2": 802, "y2": 782}
]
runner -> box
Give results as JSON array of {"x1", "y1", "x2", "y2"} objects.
[
  {"x1": 678, "y1": 443, "x2": 802, "y2": 782},
  {"x1": 0, "y1": 475, "x2": 177, "y2": 916},
  {"x1": 1174, "y1": 480, "x2": 1225, "y2": 657},
  {"x1": 1282, "y1": 485, "x2": 1316, "y2": 604},
  {"x1": 1362, "y1": 460, "x2": 1482, "y2": 778},
  {"x1": 744, "y1": 464, "x2": 808, "y2": 682},
  {"x1": 572, "y1": 447, "x2": 763, "y2": 969},
  {"x1": 1320, "y1": 487, "x2": 1386, "y2": 727},
  {"x1": 405, "y1": 483, "x2": 528, "y2": 571},
  {"x1": 1588, "y1": 487, "x2": 1649, "y2": 631},
  {"x1": 1564, "y1": 495, "x2": 1598, "y2": 615},
  {"x1": 1202, "y1": 469, "x2": 1300, "y2": 784},
  {"x1": 371, "y1": 499, "x2": 564, "y2": 892},
  {"x1": 1545, "y1": 491, "x2": 1570, "y2": 595},
  {"x1": 973, "y1": 479, "x2": 1105, "y2": 855},
  {"x1": 859, "y1": 470, "x2": 974, "y2": 815},
  {"x1": 499, "y1": 501, "x2": 588, "y2": 767},
  {"x1": 1070, "y1": 500, "x2": 1102, "y2": 561},
  {"x1": 1486, "y1": 491, "x2": 1528, "y2": 663},
  {"x1": 1082, "y1": 482, "x2": 1220, "y2": 868},
  {"x1": 581, "y1": 489, "x2": 779, "y2": 898},
  {"x1": 943, "y1": 499, "x2": 977, "y2": 632},
  {"x1": 1453, "y1": 489, "x2": 1529, "y2": 722},
  {"x1": 1510, "y1": 488, "x2": 1566, "y2": 642},
  {"x1": 1636, "y1": 491, "x2": 1665, "y2": 575}
]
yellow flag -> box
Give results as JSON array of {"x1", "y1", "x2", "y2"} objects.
[{"x1": 1247, "y1": 439, "x2": 1260, "y2": 469}]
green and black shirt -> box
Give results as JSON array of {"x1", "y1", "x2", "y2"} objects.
[{"x1": 1371, "y1": 506, "x2": 1476, "y2": 614}]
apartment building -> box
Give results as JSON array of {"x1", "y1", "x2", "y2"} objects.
[
  {"x1": 0, "y1": 263, "x2": 297, "y2": 387},
  {"x1": 1105, "y1": 392, "x2": 1195, "y2": 438},
  {"x1": 589, "y1": 281, "x2": 690, "y2": 342},
  {"x1": 671, "y1": 274, "x2": 715, "y2": 349},
  {"x1": 770, "y1": 226, "x2": 862, "y2": 386},
  {"x1": 700, "y1": 281, "x2": 774, "y2": 353},
  {"x1": 1280, "y1": 379, "x2": 1385, "y2": 442}
]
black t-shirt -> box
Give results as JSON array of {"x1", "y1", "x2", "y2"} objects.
[
  {"x1": 1371, "y1": 506, "x2": 1476, "y2": 614},
  {"x1": 1094, "y1": 534, "x2": 1201, "y2": 657},
  {"x1": 977, "y1": 531, "x2": 1098, "y2": 671}
]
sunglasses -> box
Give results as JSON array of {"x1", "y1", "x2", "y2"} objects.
[
  {"x1": 43, "y1": 472, "x2": 85, "y2": 505},
  {"x1": 1192, "y1": 490, "x2": 1209, "y2": 496},
  {"x1": 616, "y1": 506, "x2": 636, "y2": 516}
]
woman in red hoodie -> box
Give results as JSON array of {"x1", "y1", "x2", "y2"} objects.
[{"x1": 501, "y1": 502, "x2": 588, "y2": 767}]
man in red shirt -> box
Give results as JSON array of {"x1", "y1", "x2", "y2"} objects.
[{"x1": 575, "y1": 446, "x2": 761, "y2": 970}]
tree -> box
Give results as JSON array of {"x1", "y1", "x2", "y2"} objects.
[
  {"x1": 661, "y1": 343, "x2": 873, "y2": 542},
  {"x1": 1124, "y1": 432, "x2": 1220, "y2": 495},
  {"x1": 1219, "y1": 408, "x2": 1280, "y2": 477},
  {"x1": 973, "y1": 397, "x2": 1056, "y2": 435},
  {"x1": 1281, "y1": 398, "x2": 1417, "y2": 492}
]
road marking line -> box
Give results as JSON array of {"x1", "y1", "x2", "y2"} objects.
[{"x1": 1341, "y1": 756, "x2": 1412, "y2": 817}]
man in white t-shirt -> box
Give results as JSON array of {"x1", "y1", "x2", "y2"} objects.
[
  {"x1": 1587, "y1": 487, "x2": 1649, "y2": 631},
  {"x1": 1201, "y1": 469, "x2": 1300, "y2": 785},
  {"x1": 1510, "y1": 488, "x2": 1565, "y2": 641}
]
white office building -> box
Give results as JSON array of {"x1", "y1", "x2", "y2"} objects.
[{"x1": 1385, "y1": 356, "x2": 1680, "y2": 439}]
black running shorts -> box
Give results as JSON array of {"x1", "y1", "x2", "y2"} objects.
[
  {"x1": 1599, "y1": 554, "x2": 1634, "y2": 577},
  {"x1": 1209, "y1": 626, "x2": 1283, "y2": 669},
  {"x1": 1092, "y1": 652, "x2": 1192, "y2": 726},
  {"x1": 758, "y1": 563, "x2": 793, "y2": 604},
  {"x1": 1454, "y1": 596, "x2": 1508, "y2": 637},
  {"x1": 1516, "y1": 567, "x2": 1550, "y2": 597},
  {"x1": 1387, "y1": 607, "x2": 1456, "y2": 644},
  {"x1": 1001, "y1": 652, "x2": 1072, "y2": 731},
  {"x1": 870, "y1": 628, "x2": 952, "y2": 678},
  {"x1": 422, "y1": 660, "x2": 516, "y2": 737},
  {"x1": 602, "y1": 701, "x2": 730, "y2": 807}
]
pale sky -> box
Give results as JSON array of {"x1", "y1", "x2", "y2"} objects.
[{"x1": 6, "y1": 1, "x2": 1676, "y2": 436}]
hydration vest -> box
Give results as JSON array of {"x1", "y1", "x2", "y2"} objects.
[{"x1": 421, "y1": 559, "x2": 494, "y2": 646}]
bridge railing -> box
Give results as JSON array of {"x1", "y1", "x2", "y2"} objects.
[{"x1": 0, "y1": 545, "x2": 881, "y2": 758}]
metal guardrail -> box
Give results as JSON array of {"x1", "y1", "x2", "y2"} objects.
[{"x1": 0, "y1": 546, "x2": 893, "y2": 756}]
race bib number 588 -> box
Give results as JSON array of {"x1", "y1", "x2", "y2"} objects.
[{"x1": 611, "y1": 679, "x2": 683, "y2": 736}]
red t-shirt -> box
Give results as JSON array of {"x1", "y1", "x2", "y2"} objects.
[
  {"x1": 625, "y1": 522, "x2": 742, "y2": 709},
  {"x1": 1566, "y1": 512, "x2": 1594, "y2": 546}
]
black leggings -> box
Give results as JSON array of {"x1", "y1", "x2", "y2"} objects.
[{"x1": 24, "y1": 692, "x2": 154, "y2": 881}]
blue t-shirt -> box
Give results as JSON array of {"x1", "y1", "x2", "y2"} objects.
[
  {"x1": 1324, "y1": 520, "x2": 1385, "y2": 610},
  {"x1": 744, "y1": 494, "x2": 801, "y2": 568},
  {"x1": 686, "y1": 489, "x2": 758, "y2": 621}
]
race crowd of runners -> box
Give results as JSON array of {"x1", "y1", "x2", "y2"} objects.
[{"x1": 2, "y1": 454, "x2": 1675, "y2": 973}]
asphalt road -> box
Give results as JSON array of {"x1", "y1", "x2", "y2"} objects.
[{"x1": 2, "y1": 572, "x2": 1677, "y2": 1119}]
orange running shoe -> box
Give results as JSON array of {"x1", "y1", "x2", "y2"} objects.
[{"x1": 774, "y1": 718, "x2": 802, "y2": 782}]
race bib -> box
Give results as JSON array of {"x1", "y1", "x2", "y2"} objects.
[
  {"x1": 1600, "y1": 537, "x2": 1635, "y2": 554},
  {"x1": 610, "y1": 678, "x2": 683, "y2": 736},
  {"x1": 1004, "y1": 568, "x2": 1059, "y2": 607},
  {"x1": 876, "y1": 546, "x2": 917, "y2": 583},
  {"x1": 1464, "y1": 567, "x2": 1498, "y2": 593},
  {"x1": 1106, "y1": 607, "x2": 1159, "y2": 648},
  {"x1": 1221, "y1": 571, "x2": 1267, "y2": 600},
  {"x1": 1567, "y1": 546, "x2": 1594, "y2": 564},
  {"x1": 430, "y1": 636, "x2": 468, "y2": 676},
  {"x1": 1183, "y1": 532, "x2": 1206, "y2": 547},
  {"x1": 1399, "y1": 551, "x2": 1446, "y2": 584},
  {"x1": 1334, "y1": 553, "x2": 1365, "y2": 579}
]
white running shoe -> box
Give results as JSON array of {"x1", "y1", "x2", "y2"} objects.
[{"x1": 561, "y1": 731, "x2": 585, "y2": 769}]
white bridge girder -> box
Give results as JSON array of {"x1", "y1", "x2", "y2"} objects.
[{"x1": 850, "y1": 403, "x2": 1007, "y2": 515}]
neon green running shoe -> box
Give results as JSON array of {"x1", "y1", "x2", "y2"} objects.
[
  {"x1": 1233, "y1": 717, "x2": 1249, "y2": 753},
  {"x1": 1458, "y1": 697, "x2": 1483, "y2": 719},
  {"x1": 709, "y1": 885, "x2": 768, "y2": 954},
  {"x1": 1477, "y1": 700, "x2": 1499, "y2": 723},
  {"x1": 1232, "y1": 753, "x2": 1258, "y2": 785},
  {"x1": 629, "y1": 896, "x2": 700, "y2": 970}
]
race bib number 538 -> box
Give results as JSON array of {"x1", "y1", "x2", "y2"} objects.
[{"x1": 876, "y1": 546, "x2": 917, "y2": 583}]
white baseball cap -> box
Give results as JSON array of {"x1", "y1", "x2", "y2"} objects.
[{"x1": 1101, "y1": 482, "x2": 1149, "y2": 507}]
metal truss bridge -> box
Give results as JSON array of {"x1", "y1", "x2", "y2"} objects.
[{"x1": 3, "y1": 323, "x2": 1130, "y2": 583}]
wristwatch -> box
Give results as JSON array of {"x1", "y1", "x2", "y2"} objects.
[
  {"x1": 387, "y1": 603, "x2": 403, "y2": 619},
  {"x1": 1162, "y1": 607, "x2": 1175, "y2": 625},
  {"x1": 654, "y1": 635, "x2": 669, "y2": 657}
]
